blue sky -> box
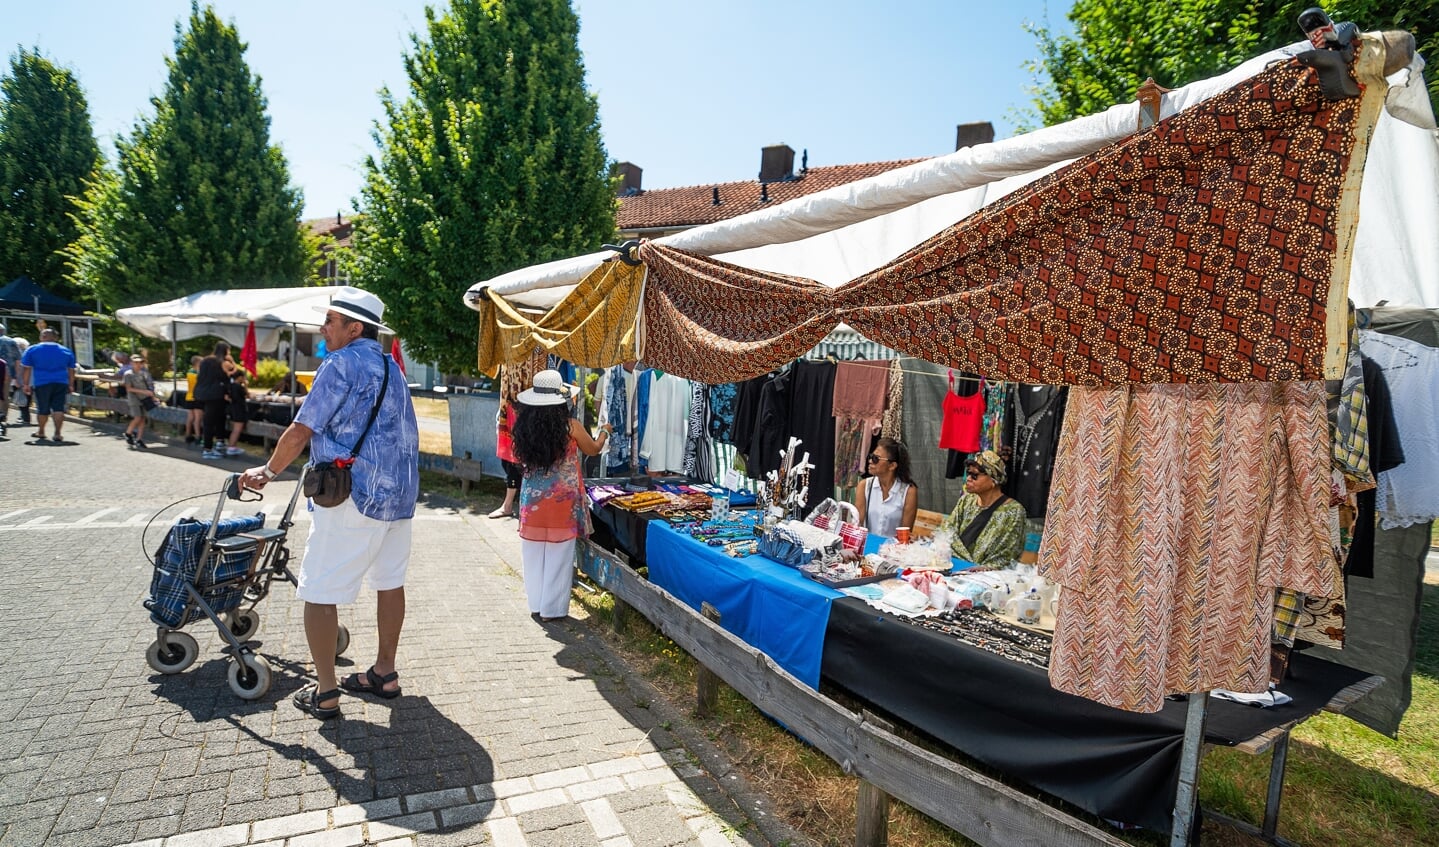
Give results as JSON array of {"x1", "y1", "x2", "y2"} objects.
[{"x1": 3, "y1": 1, "x2": 1072, "y2": 219}]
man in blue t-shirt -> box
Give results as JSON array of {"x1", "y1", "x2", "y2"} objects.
[{"x1": 19, "y1": 328, "x2": 77, "y2": 443}]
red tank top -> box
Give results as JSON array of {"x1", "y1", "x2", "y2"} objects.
[{"x1": 938, "y1": 373, "x2": 984, "y2": 452}]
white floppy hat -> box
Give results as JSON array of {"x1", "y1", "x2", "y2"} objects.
[
  {"x1": 320, "y1": 286, "x2": 391, "y2": 332},
  {"x1": 517, "y1": 369, "x2": 577, "y2": 406}
]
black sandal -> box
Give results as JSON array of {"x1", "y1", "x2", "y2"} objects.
[
  {"x1": 293, "y1": 684, "x2": 342, "y2": 719},
  {"x1": 340, "y1": 666, "x2": 402, "y2": 700}
]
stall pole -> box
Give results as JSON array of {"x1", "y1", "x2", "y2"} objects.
[
  {"x1": 854, "y1": 710, "x2": 894, "y2": 847},
  {"x1": 1170, "y1": 693, "x2": 1208, "y2": 846},
  {"x1": 1261, "y1": 733, "x2": 1289, "y2": 837},
  {"x1": 696, "y1": 602, "x2": 723, "y2": 717},
  {"x1": 170, "y1": 321, "x2": 178, "y2": 399}
]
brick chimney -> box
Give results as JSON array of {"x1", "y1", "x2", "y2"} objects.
[
  {"x1": 613, "y1": 161, "x2": 642, "y2": 196},
  {"x1": 955, "y1": 122, "x2": 995, "y2": 151},
  {"x1": 758, "y1": 144, "x2": 795, "y2": 183}
]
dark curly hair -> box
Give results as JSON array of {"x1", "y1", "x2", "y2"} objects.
[
  {"x1": 512, "y1": 402, "x2": 572, "y2": 472},
  {"x1": 874, "y1": 437, "x2": 914, "y2": 486}
]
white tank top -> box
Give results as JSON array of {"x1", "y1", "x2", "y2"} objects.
[{"x1": 865, "y1": 477, "x2": 910, "y2": 540}]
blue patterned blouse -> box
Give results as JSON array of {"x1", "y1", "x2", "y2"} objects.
[{"x1": 296, "y1": 338, "x2": 419, "y2": 521}]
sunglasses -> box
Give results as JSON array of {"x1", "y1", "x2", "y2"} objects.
[
  {"x1": 966, "y1": 470, "x2": 986, "y2": 480},
  {"x1": 866, "y1": 453, "x2": 890, "y2": 464}
]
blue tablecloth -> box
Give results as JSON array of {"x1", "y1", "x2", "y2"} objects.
[{"x1": 644, "y1": 520, "x2": 840, "y2": 687}]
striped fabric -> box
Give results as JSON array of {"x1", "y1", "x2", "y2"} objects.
[{"x1": 1039, "y1": 381, "x2": 1341, "y2": 712}]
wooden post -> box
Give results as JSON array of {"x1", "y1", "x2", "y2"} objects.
[
  {"x1": 612, "y1": 596, "x2": 632, "y2": 633},
  {"x1": 854, "y1": 710, "x2": 894, "y2": 847},
  {"x1": 696, "y1": 602, "x2": 722, "y2": 717}
]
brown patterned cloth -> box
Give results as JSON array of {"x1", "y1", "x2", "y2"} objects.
[
  {"x1": 1038, "y1": 381, "x2": 1341, "y2": 713},
  {"x1": 637, "y1": 52, "x2": 1388, "y2": 387}
]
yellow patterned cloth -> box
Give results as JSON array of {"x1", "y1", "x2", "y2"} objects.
[
  {"x1": 1040, "y1": 381, "x2": 1341, "y2": 713},
  {"x1": 477, "y1": 260, "x2": 644, "y2": 374}
]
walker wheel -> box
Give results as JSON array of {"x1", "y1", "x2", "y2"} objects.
[
  {"x1": 227, "y1": 652, "x2": 272, "y2": 700},
  {"x1": 335, "y1": 624, "x2": 350, "y2": 657},
  {"x1": 228, "y1": 609, "x2": 261, "y2": 640},
  {"x1": 145, "y1": 631, "x2": 199, "y2": 674}
]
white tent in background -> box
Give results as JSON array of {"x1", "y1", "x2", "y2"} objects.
[
  {"x1": 467, "y1": 39, "x2": 1438, "y2": 312},
  {"x1": 115, "y1": 287, "x2": 334, "y2": 351}
]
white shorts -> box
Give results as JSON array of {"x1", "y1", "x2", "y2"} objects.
[{"x1": 296, "y1": 497, "x2": 412, "y2": 604}]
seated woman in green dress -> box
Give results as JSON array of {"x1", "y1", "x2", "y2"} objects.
[{"x1": 938, "y1": 450, "x2": 1028, "y2": 569}]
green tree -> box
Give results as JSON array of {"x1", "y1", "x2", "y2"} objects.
[
  {"x1": 1026, "y1": 1, "x2": 1437, "y2": 127},
  {"x1": 68, "y1": 2, "x2": 305, "y2": 308},
  {"x1": 0, "y1": 49, "x2": 101, "y2": 298},
  {"x1": 353, "y1": 0, "x2": 616, "y2": 375}
]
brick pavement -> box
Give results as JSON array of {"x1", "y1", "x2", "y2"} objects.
[{"x1": 0, "y1": 420, "x2": 807, "y2": 847}]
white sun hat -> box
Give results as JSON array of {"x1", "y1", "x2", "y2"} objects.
[{"x1": 517, "y1": 369, "x2": 577, "y2": 406}]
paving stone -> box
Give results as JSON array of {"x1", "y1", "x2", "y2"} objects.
[
  {"x1": 367, "y1": 811, "x2": 441, "y2": 840},
  {"x1": 406, "y1": 786, "x2": 470, "y2": 813},
  {"x1": 504, "y1": 787, "x2": 569, "y2": 816},
  {"x1": 163, "y1": 822, "x2": 249, "y2": 847},
  {"x1": 331, "y1": 796, "x2": 403, "y2": 826},
  {"x1": 286, "y1": 824, "x2": 366, "y2": 847},
  {"x1": 564, "y1": 776, "x2": 626, "y2": 802},
  {"x1": 580, "y1": 798, "x2": 625, "y2": 840},
  {"x1": 486, "y1": 816, "x2": 526, "y2": 847},
  {"x1": 249, "y1": 808, "x2": 328, "y2": 841}
]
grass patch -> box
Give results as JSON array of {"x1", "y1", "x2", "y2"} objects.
[{"x1": 572, "y1": 577, "x2": 1439, "y2": 847}]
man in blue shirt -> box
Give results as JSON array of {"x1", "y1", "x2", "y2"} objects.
[
  {"x1": 19, "y1": 328, "x2": 76, "y2": 443},
  {"x1": 240, "y1": 288, "x2": 419, "y2": 719}
]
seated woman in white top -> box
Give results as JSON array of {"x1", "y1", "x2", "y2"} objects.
[{"x1": 853, "y1": 437, "x2": 919, "y2": 540}]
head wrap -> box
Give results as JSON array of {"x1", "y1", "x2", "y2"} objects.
[{"x1": 968, "y1": 449, "x2": 1007, "y2": 484}]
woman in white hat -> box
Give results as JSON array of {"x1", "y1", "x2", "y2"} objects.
[{"x1": 510, "y1": 369, "x2": 610, "y2": 621}]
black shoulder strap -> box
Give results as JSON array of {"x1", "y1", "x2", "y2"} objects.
[
  {"x1": 348, "y1": 350, "x2": 391, "y2": 459},
  {"x1": 959, "y1": 495, "x2": 1009, "y2": 553}
]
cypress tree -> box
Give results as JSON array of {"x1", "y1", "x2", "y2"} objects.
[
  {"x1": 69, "y1": 2, "x2": 305, "y2": 308},
  {"x1": 352, "y1": 0, "x2": 616, "y2": 375},
  {"x1": 0, "y1": 49, "x2": 101, "y2": 299}
]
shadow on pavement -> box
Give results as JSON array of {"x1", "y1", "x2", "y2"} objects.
[{"x1": 148, "y1": 644, "x2": 497, "y2": 809}]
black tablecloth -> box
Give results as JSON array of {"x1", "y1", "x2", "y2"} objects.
[{"x1": 821, "y1": 597, "x2": 1373, "y2": 832}]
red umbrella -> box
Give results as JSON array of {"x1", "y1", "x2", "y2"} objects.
[
  {"x1": 241, "y1": 320, "x2": 258, "y2": 377},
  {"x1": 390, "y1": 337, "x2": 406, "y2": 376}
]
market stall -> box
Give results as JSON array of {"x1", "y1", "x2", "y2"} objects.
[{"x1": 470, "y1": 31, "x2": 1435, "y2": 844}]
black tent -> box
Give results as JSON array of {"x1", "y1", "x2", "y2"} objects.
[{"x1": 0, "y1": 276, "x2": 87, "y2": 316}]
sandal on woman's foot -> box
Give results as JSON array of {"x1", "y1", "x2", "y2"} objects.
[
  {"x1": 340, "y1": 666, "x2": 401, "y2": 699},
  {"x1": 486, "y1": 508, "x2": 513, "y2": 519},
  {"x1": 293, "y1": 684, "x2": 341, "y2": 719}
]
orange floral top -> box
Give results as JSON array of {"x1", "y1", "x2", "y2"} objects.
[{"x1": 518, "y1": 438, "x2": 592, "y2": 543}]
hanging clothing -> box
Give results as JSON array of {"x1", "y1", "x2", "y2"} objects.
[
  {"x1": 786, "y1": 360, "x2": 838, "y2": 513},
  {"x1": 1039, "y1": 381, "x2": 1340, "y2": 713},
  {"x1": 1002, "y1": 385, "x2": 1068, "y2": 519},
  {"x1": 938, "y1": 372, "x2": 984, "y2": 452},
  {"x1": 748, "y1": 370, "x2": 792, "y2": 480},
  {"x1": 942, "y1": 372, "x2": 984, "y2": 479},
  {"x1": 640, "y1": 372, "x2": 691, "y2": 474},
  {"x1": 1348, "y1": 355, "x2": 1404, "y2": 578},
  {"x1": 1359, "y1": 330, "x2": 1439, "y2": 530},
  {"x1": 833, "y1": 361, "x2": 891, "y2": 489},
  {"x1": 979, "y1": 379, "x2": 1008, "y2": 453},
  {"x1": 862, "y1": 476, "x2": 911, "y2": 541},
  {"x1": 601, "y1": 365, "x2": 634, "y2": 471},
  {"x1": 880, "y1": 358, "x2": 904, "y2": 439},
  {"x1": 707, "y1": 382, "x2": 738, "y2": 443},
  {"x1": 683, "y1": 381, "x2": 710, "y2": 479}
]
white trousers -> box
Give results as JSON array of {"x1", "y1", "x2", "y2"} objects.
[{"x1": 520, "y1": 537, "x2": 577, "y2": 618}]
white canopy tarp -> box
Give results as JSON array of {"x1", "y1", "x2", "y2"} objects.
[
  {"x1": 469, "y1": 39, "x2": 1438, "y2": 312},
  {"x1": 115, "y1": 287, "x2": 333, "y2": 351}
]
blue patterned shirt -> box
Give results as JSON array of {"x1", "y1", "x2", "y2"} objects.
[{"x1": 296, "y1": 338, "x2": 419, "y2": 521}]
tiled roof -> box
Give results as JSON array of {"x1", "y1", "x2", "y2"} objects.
[
  {"x1": 616, "y1": 158, "x2": 928, "y2": 231},
  {"x1": 304, "y1": 216, "x2": 354, "y2": 250}
]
